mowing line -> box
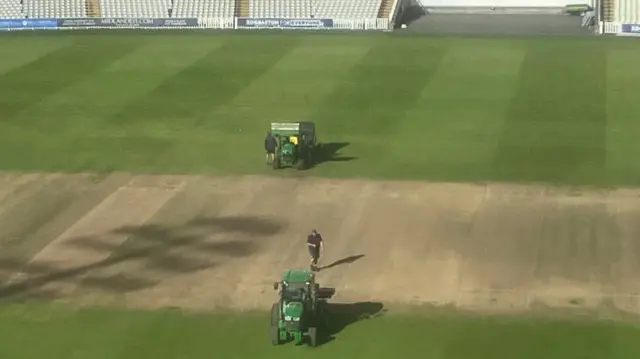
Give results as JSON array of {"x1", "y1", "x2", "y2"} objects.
[
  {"x1": 0, "y1": 38, "x2": 137, "y2": 122},
  {"x1": 14, "y1": 39, "x2": 225, "y2": 138},
  {"x1": 309, "y1": 38, "x2": 447, "y2": 136},
  {"x1": 399, "y1": 41, "x2": 525, "y2": 179},
  {"x1": 495, "y1": 40, "x2": 607, "y2": 185},
  {"x1": 605, "y1": 49, "x2": 640, "y2": 184},
  {"x1": 205, "y1": 39, "x2": 374, "y2": 133},
  {"x1": 0, "y1": 38, "x2": 70, "y2": 76}
]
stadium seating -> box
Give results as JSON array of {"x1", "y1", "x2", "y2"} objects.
[
  {"x1": 23, "y1": 0, "x2": 87, "y2": 18},
  {"x1": 100, "y1": 0, "x2": 172, "y2": 18},
  {"x1": 173, "y1": 0, "x2": 235, "y2": 18},
  {"x1": 0, "y1": 0, "x2": 23, "y2": 18},
  {"x1": 248, "y1": 0, "x2": 381, "y2": 18},
  {"x1": 248, "y1": 0, "x2": 310, "y2": 18},
  {"x1": 313, "y1": 0, "x2": 381, "y2": 18}
]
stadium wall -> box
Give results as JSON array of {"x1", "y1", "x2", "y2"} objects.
[{"x1": 0, "y1": 17, "x2": 390, "y2": 31}]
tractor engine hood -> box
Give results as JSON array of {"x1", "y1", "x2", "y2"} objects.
[
  {"x1": 283, "y1": 301, "x2": 304, "y2": 321},
  {"x1": 281, "y1": 143, "x2": 295, "y2": 156}
]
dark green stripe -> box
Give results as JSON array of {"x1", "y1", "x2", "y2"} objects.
[
  {"x1": 107, "y1": 37, "x2": 300, "y2": 128},
  {"x1": 310, "y1": 38, "x2": 446, "y2": 136},
  {"x1": 494, "y1": 40, "x2": 607, "y2": 185},
  {"x1": 0, "y1": 38, "x2": 137, "y2": 121}
]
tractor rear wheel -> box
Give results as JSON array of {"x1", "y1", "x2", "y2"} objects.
[
  {"x1": 296, "y1": 157, "x2": 305, "y2": 170},
  {"x1": 270, "y1": 303, "x2": 281, "y2": 345},
  {"x1": 272, "y1": 156, "x2": 280, "y2": 170},
  {"x1": 308, "y1": 327, "x2": 318, "y2": 347}
]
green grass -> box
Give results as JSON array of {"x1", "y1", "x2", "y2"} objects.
[
  {"x1": 1, "y1": 303, "x2": 640, "y2": 359},
  {"x1": 3, "y1": 31, "x2": 640, "y2": 358},
  {"x1": 0, "y1": 32, "x2": 639, "y2": 184}
]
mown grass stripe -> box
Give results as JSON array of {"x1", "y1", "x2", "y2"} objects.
[
  {"x1": 0, "y1": 38, "x2": 69, "y2": 76},
  {"x1": 605, "y1": 49, "x2": 640, "y2": 184},
  {"x1": 203, "y1": 37, "x2": 375, "y2": 135},
  {"x1": 395, "y1": 39, "x2": 525, "y2": 181},
  {"x1": 309, "y1": 37, "x2": 447, "y2": 137},
  {"x1": 0, "y1": 37, "x2": 138, "y2": 121},
  {"x1": 495, "y1": 39, "x2": 607, "y2": 185},
  {"x1": 8, "y1": 38, "x2": 224, "y2": 137},
  {"x1": 106, "y1": 36, "x2": 300, "y2": 129}
]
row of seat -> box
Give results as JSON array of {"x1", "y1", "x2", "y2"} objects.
[
  {"x1": 249, "y1": 0, "x2": 382, "y2": 18},
  {"x1": 0, "y1": 0, "x2": 381, "y2": 19},
  {"x1": 1, "y1": 0, "x2": 86, "y2": 19},
  {"x1": 173, "y1": 0, "x2": 235, "y2": 18}
]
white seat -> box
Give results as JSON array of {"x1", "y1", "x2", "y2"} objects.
[
  {"x1": 173, "y1": 0, "x2": 235, "y2": 18},
  {"x1": 24, "y1": 0, "x2": 87, "y2": 18},
  {"x1": 248, "y1": 0, "x2": 382, "y2": 19},
  {"x1": 0, "y1": 0, "x2": 22, "y2": 18},
  {"x1": 99, "y1": 0, "x2": 171, "y2": 17}
]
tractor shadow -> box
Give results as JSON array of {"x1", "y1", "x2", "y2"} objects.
[
  {"x1": 318, "y1": 254, "x2": 365, "y2": 271},
  {"x1": 310, "y1": 142, "x2": 356, "y2": 168},
  {"x1": 316, "y1": 301, "x2": 386, "y2": 346}
]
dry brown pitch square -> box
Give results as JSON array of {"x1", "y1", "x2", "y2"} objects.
[{"x1": 1, "y1": 172, "x2": 639, "y2": 316}]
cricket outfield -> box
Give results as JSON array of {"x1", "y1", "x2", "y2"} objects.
[{"x1": 1, "y1": 32, "x2": 640, "y2": 358}]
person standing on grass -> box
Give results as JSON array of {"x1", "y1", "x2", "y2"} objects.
[{"x1": 265, "y1": 131, "x2": 276, "y2": 164}]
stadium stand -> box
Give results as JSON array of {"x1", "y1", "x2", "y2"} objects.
[
  {"x1": 100, "y1": 0, "x2": 171, "y2": 18},
  {"x1": 248, "y1": 0, "x2": 381, "y2": 18},
  {"x1": 313, "y1": 0, "x2": 381, "y2": 18},
  {"x1": 23, "y1": 0, "x2": 87, "y2": 18},
  {"x1": 248, "y1": 0, "x2": 310, "y2": 18},
  {"x1": 0, "y1": 0, "x2": 23, "y2": 18},
  {"x1": 173, "y1": 0, "x2": 235, "y2": 18}
]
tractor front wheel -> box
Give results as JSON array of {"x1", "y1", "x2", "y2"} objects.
[
  {"x1": 308, "y1": 327, "x2": 318, "y2": 347},
  {"x1": 270, "y1": 303, "x2": 281, "y2": 345},
  {"x1": 272, "y1": 156, "x2": 280, "y2": 170},
  {"x1": 296, "y1": 157, "x2": 306, "y2": 170}
]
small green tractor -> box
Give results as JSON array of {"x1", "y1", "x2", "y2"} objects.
[
  {"x1": 270, "y1": 122, "x2": 318, "y2": 170},
  {"x1": 270, "y1": 268, "x2": 328, "y2": 346}
]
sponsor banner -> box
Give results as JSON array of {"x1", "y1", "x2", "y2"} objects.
[
  {"x1": 58, "y1": 18, "x2": 98, "y2": 27},
  {"x1": 0, "y1": 18, "x2": 57, "y2": 29},
  {"x1": 57, "y1": 18, "x2": 198, "y2": 28},
  {"x1": 621, "y1": 24, "x2": 640, "y2": 34},
  {"x1": 237, "y1": 18, "x2": 333, "y2": 29}
]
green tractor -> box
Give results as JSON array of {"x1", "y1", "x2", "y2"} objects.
[
  {"x1": 270, "y1": 268, "x2": 327, "y2": 346},
  {"x1": 270, "y1": 122, "x2": 318, "y2": 170}
]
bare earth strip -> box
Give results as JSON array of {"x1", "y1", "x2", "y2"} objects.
[{"x1": 2, "y1": 173, "x2": 640, "y2": 318}]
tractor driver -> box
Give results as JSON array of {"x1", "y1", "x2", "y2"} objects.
[
  {"x1": 307, "y1": 229, "x2": 324, "y2": 271},
  {"x1": 265, "y1": 131, "x2": 276, "y2": 165}
]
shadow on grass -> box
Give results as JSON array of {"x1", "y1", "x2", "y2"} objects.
[
  {"x1": 0, "y1": 216, "x2": 285, "y2": 301},
  {"x1": 309, "y1": 142, "x2": 356, "y2": 169},
  {"x1": 316, "y1": 301, "x2": 386, "y2": 346},
  {"x1": 318, "y1": 254, "x2": 365, "y2": 271}
]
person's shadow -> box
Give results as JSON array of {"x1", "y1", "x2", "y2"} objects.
[{"x1": 318, "y1": 254, "x2": 365, "y2": 271}]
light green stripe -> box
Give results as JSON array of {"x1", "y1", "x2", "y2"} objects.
[
  {"x1": 606, "y1": 49, "x2": 640, "y2": 175},
  {"x1": 12, "y1": 39, "x2": 224, "y2": 137},
  {"x1": 208, "y1": 39, "x2": 374, "y2": 132},
  {"x1": 398, "y1": 42, "x2": 525, "y2": 163},
  {"x1": 0, "y1": 39, "x2": 70, "y2": 76}
]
